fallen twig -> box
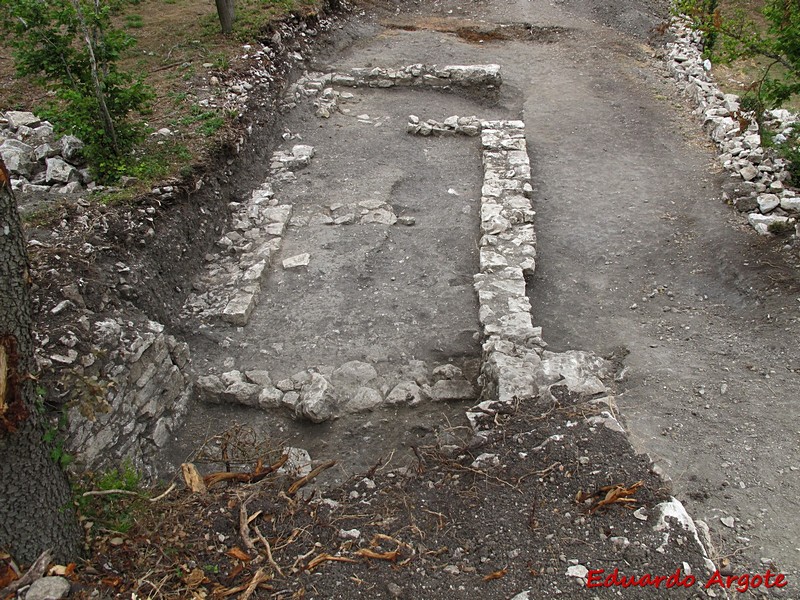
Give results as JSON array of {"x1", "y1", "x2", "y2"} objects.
[
  {"x1": 0, "y1": 549, "x2": 51, "y2": 596},
  {"x1": 149, "y1": 482, "x2": 177, "y2": 502},
  {"x1": 206, "y1": 455, "x2": 289, "y2": 490},
  {"x1": 239, "y1": 494, "x2": 257, "y2": 553},
  {"x1": 287, "y1": 460, "x2": 335, "y2": 496},
  {"x1": 305, "y1": 553, "x2": 358, "y2": 571},
  {"x1": 253, "y1": 525, "x2": 284, "y2": 577},
  {"x1": 81, "y1": 489, "x2": 139, "y2": 498},
  {"x1": 238, "y1": 567, "x2": 270, "y2": 600}
]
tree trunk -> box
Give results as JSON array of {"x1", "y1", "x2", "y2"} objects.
[
  {"x1": 70, "y1": 0, "x2": 120, "y2": 155},
  {"x1": 0, "y1": 160, "x2": 81, "y2": 565},
  {"x1": 215, "y1": 0, "x2": 235, "y2": 35}
]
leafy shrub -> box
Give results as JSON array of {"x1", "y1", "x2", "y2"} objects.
[{"x1": 0, "y1": 0, "x2": 153, "y2": 184}]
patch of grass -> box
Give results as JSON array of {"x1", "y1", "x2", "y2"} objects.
[
  {"x1": 124, "y1": 14, "x2": 145, "y2": 28},
  {"x1": 179, "y1": 105, "x2": 226, "y2": 136},
  {"x1": 76, "y1": 460, "x2": 148, "y2": 535},
  {"x1": 767, "y1": 219, "x2": 795, "y2": 236}
]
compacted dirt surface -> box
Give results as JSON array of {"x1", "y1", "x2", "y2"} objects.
[
  {"x1": 7, "y1": 0, "x2": 800, "y2": 597},
  {"x1": 161, "y1": 0, "x2": 800, "y2": 593}
]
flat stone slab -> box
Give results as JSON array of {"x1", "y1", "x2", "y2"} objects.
[
  {"x1": 282, "y1": 253, "x2": 310, "y2": 269},
  {"x1": 430, "y1": 379, "x2": 478, "y2": 402},
  {"x1": 222, "y1": 290, "x2": 259, "y2": 326}
]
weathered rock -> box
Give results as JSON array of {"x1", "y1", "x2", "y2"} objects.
[
  {"x1": 60, "y1": 134, "x2": 85, "y2": 163},
  {"x1": 291, "y1": 144, "x2": 315, "y2": 165},
  {"x1": 360, "y1": 208, "x2": 397, "y2": 225},
  {"x1": 432, "y1": 363, "x2": 463, "y2": 382},
  {"x1": 258, "y1": 386, "x2": 284, "y2": 408},
  {"x1": 281, "y1": 391, "x2": 301, "y2": 410},
  {"x1": 385, "y1": 381, "x2": 428, "y2": 406},
  {"x1": 342, "y1": 386, "x2": 383, "y2": 413},
  {"x1": 276, "y1": 378, "x2": 295, "y2": 392},
  {"x1": 0, "y1": 139, "x2": 35, "y2": 177},
  {"x1": 733, "y1": 195, "x2": 759, "y2": 212},
  {"x1": 780, "y1": 196, "x2": 800, "y2": 212},
  {"x1": 34, "y1": 142, "x2": 60, "y2": 162},
  {"x1": 430, "y1": 379, "x2": 478, "y2": 402},
  {"x1": 222, "y1": 289, "x2": 259, "y2": 326},
  {"x1": 538, "y1": 351, "x2": 609, "y2": 395},
  {"x1": 331, "y1": 360, "x2": 378, "y2": 390},
  {"x1": 283, "y1": 253, "x2": 310, "y2": 269},
  {"x1": 25, "y1": 576, "x2": 71, "y2": 600},
  {"x1": 471, "y1": 453, "x2": 500, "y2": 469},
  {"x1": 738, "y1": 164, "x2": 759, "y2": 181},
  {"x1": 220, "y1": 371, "x2": 261, "y2": 406},
  {"x1": 66, "y1": 323, "x2": 189, "y2": 473},
  {"x1": 279, "y1": 447, "x2": 312, "y2": 477},
  {"x1": 245, "y1": 369, "x2": 272, "y2": 386},
  {"x1": 399, "y1": 359, "x2": 429, "y2": 385},
  {"x1": 298, "y1": 373, "x2": 338, "y2": 422},
  {"x1": 757, "y1": 193, "x2": 780, "y2": 213},
  {"x1": 748, "y1": 213, "x2": 792, "y2": 235},
  {"x1": 6, "y1": 110, "x2": 41, "y2": 130},
  {"x1": 45, "y1": 157, "x2": 80, "y2": 184}
]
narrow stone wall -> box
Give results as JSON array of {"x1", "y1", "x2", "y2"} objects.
[{"x1": 664, "y1": 19, "x2": 799, "y2": 238}]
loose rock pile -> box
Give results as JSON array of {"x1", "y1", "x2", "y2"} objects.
[
  {"x1": 664, "y1": 19, "x2": 799, "y2": 238},
  {"x1": 0, "y1": 111, "x2": 89, "y2": 194}
]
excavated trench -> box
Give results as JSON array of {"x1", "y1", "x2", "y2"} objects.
[{"x1": 160, "y1": 75, "x2": 515, "y2": 482}]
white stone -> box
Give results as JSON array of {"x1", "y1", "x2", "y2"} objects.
[
  {"x1": 780, "y1": 196, "x2": 800, "y2": 212},
  {"x1": 342, "y1": 386, "x2": 383, "y2": 413},
  {"x1": 298, "y1": 373, "x2": 337, "y2": 422},
  {"x1": 222, "y1": 290, "x2": 259, "y2": 325},
  {"x1": 747, "y1": 213, "x2": 791, "y2": 235},
  {"x1": 739, "y1": 164, "x2": 759, "y2": 181},
  {"x1": 283, "y1": 253, "x2": 310, "y2": 269},
  {"x1": 257, "y1": 386, "x2": 283, "y2": 408},
  {"x1": 25, "y1": 576, "x2": 71, "y2": 600},
  {"x1": 279, "y1": 446, "x2": 312, "y2": 477},
  {"x1": 430, "y1": 379, "x2": 478, "y2": 401},
  {"x1": 757, "y1": 193, "x2": 780, "y2": 213},
  {"x1": 45, "y1": 157, "x2": 79, "y2": 184},
  {"x1": 385, "y1": 381, "x2": 427, "y2": 406}
]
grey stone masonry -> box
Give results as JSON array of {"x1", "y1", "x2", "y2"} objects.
[
  {"x1": 65, "y1": 318, "x2": 190, "y2": 478},
  {"x1": 285, "y1": 65, "x2": 502, "y2": 118},
  {"x1": 664, "y1": 19, "x2": 798, "y2": 239},
  {"x1": 181, "y1": 144, "x2": 316, "y2": 326},
  {"x1": 469, "y1": 119, "x2": 546, "y2": 432}
]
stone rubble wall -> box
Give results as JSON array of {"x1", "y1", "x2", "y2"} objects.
[
  {"x1": 180, "y1": 145, "x2": 313, "y2": 326},
  {"x1": 0, "y1": 111, "x2": 90, "y2": 195},
  {"x1": 195, "y1": 359, "x2": 482, "y2": 424},
  {"x1": 53, "y1": 316, "x2": 191, "y2": 478},
  {"x1": 664, "y1": 19, "x2": 799, "y2": 238},
  {"x1": 192, "y1": 66, "x2": 617, "y2": 434},
  {"x1": 284, "y1": 64, "x2": 502, "y2": 118}
]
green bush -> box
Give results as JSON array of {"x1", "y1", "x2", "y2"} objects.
[{"x1": 0, "y1": 0, "x2": 153, "y2": 184}]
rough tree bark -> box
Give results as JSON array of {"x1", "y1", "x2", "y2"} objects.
[
  {"x1": 215, "y1": 0, "x2": 235, "y2": 35},
  {"x1": 0, "y1": 159, "x2": 81, "y2": 565}
]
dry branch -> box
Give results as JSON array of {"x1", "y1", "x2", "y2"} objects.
[
  {"x1": 287, "y1": 460, "x2": 335, "y2": 496},
  {"x1": 0, "y1": 549, "x2": 51, "y2": 596}
]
